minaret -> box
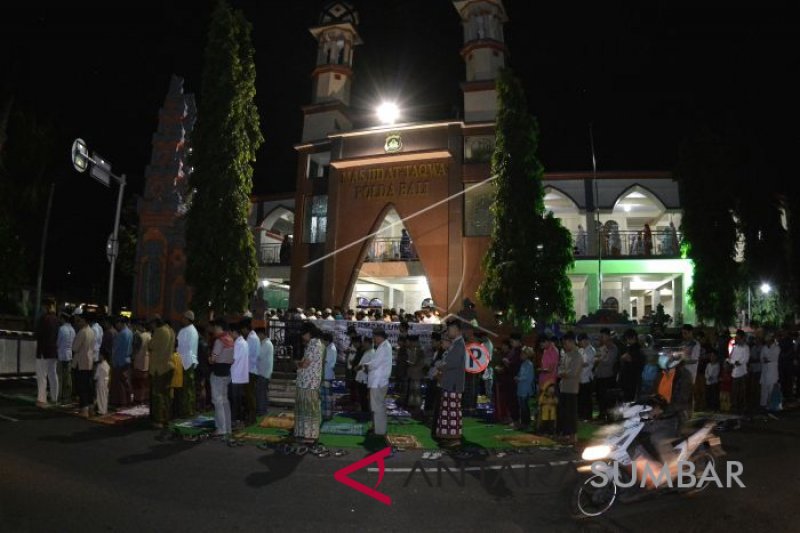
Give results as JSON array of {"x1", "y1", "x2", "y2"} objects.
[
  {"x1": 132, "y1": 75, "x2": 196, "y2": 323},
  {"x1": 301, "y1": 1, "x2": 362, "y2": 142},
  {"x1": 452, "y1": 0, "x2": 509, "y2": 122}
]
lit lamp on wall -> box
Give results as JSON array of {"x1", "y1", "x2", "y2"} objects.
[{"x1": 376, "y1": 101, "x2": 400, "y2": 125}]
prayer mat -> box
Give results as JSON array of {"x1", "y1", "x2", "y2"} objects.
[
  {"x1": 259, "y1": 412, "x2": 295, "y2": 429},
  {"x1": 233, "y1": 432, "x2": 286, "y2": 443},
  {"x1": 320, "y1": 421, "x2": 368, "y2": 436},
  {"x1": 173, "y1": 415, "x2": 216, "y2": 429},
  {"x1": 386, "y1": 434, "x2": 423, "y2": 449},
  {"x1": 496, "y1": 434, "x2": 556, "y2": 447},
  {"x1": 115, "y1": 404, "x2": 150, "y2": 418},
  {"x1": 91, "y1": 413, "x2": 135, "y2": 425}
]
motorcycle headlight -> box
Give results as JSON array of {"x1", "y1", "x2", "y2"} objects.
[{"x1": 581, "y1": 445, "x2": 612, "y2": 461}]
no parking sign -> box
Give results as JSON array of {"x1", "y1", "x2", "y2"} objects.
[{"x1": 465, "y1": 342, "x2": 491, "y2": 374}]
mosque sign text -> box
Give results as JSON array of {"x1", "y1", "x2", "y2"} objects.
[{"x1": 340, "y1": 162, "x2": 447, "y2": 200}]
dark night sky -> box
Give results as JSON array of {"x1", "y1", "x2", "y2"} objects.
[{"x1": 1, "y1": 1, "x2": 799, "y2": 305}]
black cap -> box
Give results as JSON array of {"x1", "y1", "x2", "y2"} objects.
[
  {"x1": 301, "y1": 321, "x2": 319, "y2": 336},
  {"x1": 373, "y1": 327, "x2": 387, "y2": 339},
  {"x1": 446, "y1": 319, "x2": 463, "y2": 329}
]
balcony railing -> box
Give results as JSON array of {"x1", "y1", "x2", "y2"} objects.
[
  {"x1": 259, "y1": 243, "x2": 291, "y2": 266},
  {"x1": 364, "y1": 237, "x2": 419, "y2": 263},
  {"x1": 574, "y1": 229, "x2": 683, "y2": 258}
]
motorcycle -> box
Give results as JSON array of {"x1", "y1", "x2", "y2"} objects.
[{"x1": 573, "y1": 402, "x2": 725, "y2": 517}]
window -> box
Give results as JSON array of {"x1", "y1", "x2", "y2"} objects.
[
  {"x1": 464, "y1": 183, "x2": 494, "y2": 236},
  {"x1": 307, "y1": 152, "x2": 331, "y2": 179},
  {"x1": 304, "y1": 195, "x2": 328, "y2": 243},
  {"x1": 464, "y1": 135, "x2": 495, "y2": 163}
]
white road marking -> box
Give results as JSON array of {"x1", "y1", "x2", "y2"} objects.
[
  {"x1": 368, "y1": 460, "x2": 580, "y2": 474},
  {"x1": 0, "y1": 413, "x2": 20, "y2": 422}
]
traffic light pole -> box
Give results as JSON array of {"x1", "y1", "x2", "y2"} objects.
[{"x1": 107, "y1": 173, "x2": 126, "y2": 315}]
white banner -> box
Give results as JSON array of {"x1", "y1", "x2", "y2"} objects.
[{"x1": 315, "y1": 320, "x2": 438, "y2": 358}]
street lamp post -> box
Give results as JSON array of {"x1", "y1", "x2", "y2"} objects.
[{"x1": 70, "y1": 138, "x2": 127, "y2": 315}]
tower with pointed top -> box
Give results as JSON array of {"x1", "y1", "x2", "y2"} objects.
[
  {"x1": 132, "y1": 75, "x2": 196, "y2": 323},
  {"x1": 452, "y1": 0, "x2": 508, "y2": 122},
  {"x1": 302, "y1": 1, "x2": 362, "y2": 142}
]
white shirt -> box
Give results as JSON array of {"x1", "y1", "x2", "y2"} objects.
[
  {"x1": 705, "y1": 362, "x2": 720, "y2": 385},
  {"x1": 91, "y1": 322, "x2": 103, "y2": 363},
  {"x1": 580, "y1": 344, "x2": 596, "y2": 384},
  {"x1": 258, "y1": 338, "x2": 274, "y2": 379},
  {"x1": 231, "y1": 336, "x2": 250, "y2": 384},
  {"x1": 760, "y1": 342, "x2": 780, "y2": 386},
  {"x1": 683, "y1": 340, "x2": 701, "y2": 383},
  {"x1": 356, "y1": 348, "x2": 375, "y2": 384},
  {"x1": 367, "y1": 339, "x2": 392, "y2": 388},
  {"x1": 177, "y1": 324, "x2": 199, "y2": 370},
  {"x1": 247, "y1": 330, "x2": 260, "y2": 375},
  {"x1": 57, "y1": 323, "x2": 75, "y2": 362},
  {"x1": 324, "y1": 343, "x2": 337, "y2": 381},
  {"x1": 729, "y1": 343, "x2": 750, "y2": 379}
]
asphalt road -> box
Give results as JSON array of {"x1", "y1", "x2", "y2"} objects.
[{"x1": 1, "y1": 380, "x2": 799, "y2": 533}]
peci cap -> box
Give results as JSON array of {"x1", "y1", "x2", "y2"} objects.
[{"x1": 373, "y1": 327, "x2": 387, "y2": 339}]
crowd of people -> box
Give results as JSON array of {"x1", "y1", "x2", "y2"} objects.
[
  {"x1": 34, "y1": 298, "x2": 275, "y2": 442},
  {"x1": 34, "y1": 294, "x2": 800, "y2": 451},
  {"x1": 266, "y1": 304, "x2": 444, "y2": 325}
]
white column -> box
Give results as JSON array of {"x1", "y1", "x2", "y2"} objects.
[{"x1": 621, "y1": 278, "x2": 631, "y2": 316}]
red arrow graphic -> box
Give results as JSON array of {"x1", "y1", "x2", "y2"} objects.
[{"x1": 333, "y1": 446, "x2": 392, "y2": 506}]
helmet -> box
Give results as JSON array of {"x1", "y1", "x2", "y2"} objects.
[{"x1": 658, "y1": 353, "x2": 681, "y2": 370}]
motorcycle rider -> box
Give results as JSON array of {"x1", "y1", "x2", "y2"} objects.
[{"x1": 623, "y1": 352, "x2": 693, "y2": 497}]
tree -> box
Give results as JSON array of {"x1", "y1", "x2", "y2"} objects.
[
  {"x1": 185, "y1": 1, "x2": 264, "y2": 316},
  {"x1": 0, "y1": 98, "x2": 57, "y2": 314},
  {"x1": 675, "y1": 130, "x2": 740, "y2": 326},
  {"x1": 478, "y1": 68, "x2": 575, "y2": 330}
]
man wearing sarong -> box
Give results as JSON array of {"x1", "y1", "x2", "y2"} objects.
[
  {"x1": 321, "y1": 332, "x2": 337, "y2": 421},
  {"x1": 294, "y1": 322, "x2": 325, "y2": 444},
  {"x1": 148, "y1": 316, "x2": 175, "y2": 429},
  {"x1": 176, "y1": 310, "x2": 199, "y2": 417},
  {"x1": 131, "y1": 322, "x2": 151, "y2": 404},
  {"x1": 436, "y1": 319, "x2": 466, "y2": 446}
]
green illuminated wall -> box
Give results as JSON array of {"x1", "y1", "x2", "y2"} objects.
[{"x1": 570, "y1": 258, "x2": 695, "y2": 324}]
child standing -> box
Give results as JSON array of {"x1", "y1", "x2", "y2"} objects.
[
  {"x1": 515, "y1": 347, "x2": 535, "y2": 430},
  {"x1": 95, "y1": 353, "x2": 110, "y2": 416},
  {"x1": 169, "y1": 350, "x2": 184, "y2": 419},
  {"x1": 537, "y1": 381, "x2": 558, "y2": 435},
  {"x1": 705, "y1": 352, "x2": 720, "y2": 411}
]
